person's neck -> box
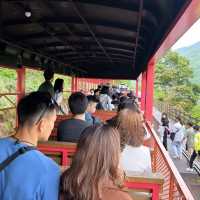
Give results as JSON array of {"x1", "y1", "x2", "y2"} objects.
[
  {"x1": 46, "y1": 80, "x2": 51, "y2": 83},
  {"x1": 86, "y1": 109, "x2": 91, "y2": 114},
  {"x1": 14, "y1": 127, "x2": 38, "y2": 146},
  {"x1": 73, "y1": 113, "x2": 85, "y2": 121}
]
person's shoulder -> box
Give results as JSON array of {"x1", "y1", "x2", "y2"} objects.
[
  {"x1": 58, "y1": 118, "x2": 72, "y2": 127},
  {"x1": 85, "y1": 112, "x2": 92, "y2": 119},
  {"x1": 103, "y1": 187, "x2": 132, "y2": 200},
  {"x1": 113, "y1": 190, "x2": 132, "y2": 200},
  {"x1": 176, "y1": 122, "x2": 182, "y2": 128},
  {"x1": 72, "y1": 118, "x2": 90, "y2": 126},
  {"x1": 124, "y1": 145, "x2": 150, "y2": 154},
  {"x1": 0, "y1": 137, "x2": 16, "y2": 150},
  {"x1": 35, "y1": 150, "x2": 60, "y2": 173},
  {"x1": 139, "y1": 145, "x2": 151, "y2": 154},
  {"x1": 0, "y1": 137, "x2": 12, "y2": 144},
  {"x1": 106, "y1": 116, "x2": 117, "y2": 126},
  {"x1": 59, "y1": 118, "x2": 89, "y2": 127},
  {"x1": 38, "y1": 81, "x2": 45, "y2": 89}
]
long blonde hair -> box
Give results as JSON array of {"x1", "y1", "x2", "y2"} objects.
[
  {"x1": 61, "y1": 124, "x2": 122, "y2": 200},
  {"x1": 116, "y1": 108, "x2": 144, "y2": 149}
]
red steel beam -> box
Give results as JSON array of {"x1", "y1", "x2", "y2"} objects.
[{"x1": 135, "y1": 79, "x2": 139, "y2": 97}]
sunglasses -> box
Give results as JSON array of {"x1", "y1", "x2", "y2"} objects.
[{"x1": 35, "y1": 98, "x2": 57, "y2": 125}]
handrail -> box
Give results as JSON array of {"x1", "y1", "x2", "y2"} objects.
[
  {"x1": 146, "y1": 121, "x2": 194, "y2": 200},
  {"x1": 0, "y1": 93, "x2": 18, "y2": 112},
  {"x1": 0, "y1": 93, "x2": 20, "y2": 96}
]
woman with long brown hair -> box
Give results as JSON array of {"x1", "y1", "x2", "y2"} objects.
[
  {"x1": 60, "y1": 124, "x2": 132, "y2": 200},
  {"x1": 116, "y1": 108, "x2": 152, "y2": 174}
]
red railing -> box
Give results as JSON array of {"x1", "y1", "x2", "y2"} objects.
[
  {"x1": 38, "y1": 142, "x2": 76, "y2": 166},
  {"x1": 0, "y1": 93, "x2": 18, "y2": 136},
  {"x1": 146, "y1": 121, "x2": 194, "y2": 200},
  {"x1": 0, "y1": 93, "x2": 18, "y2": 111}
]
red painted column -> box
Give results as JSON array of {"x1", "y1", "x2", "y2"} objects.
[
  {"x1": 141, "y1": 71, "x2": 147, "y2": 112},
  {"x1": 144, "y1": 58, "x2": 155, "y2": 123},
  {"x1": 136, "y1": 79, "x2": 138, "y2": 97},
  {"x1": 76, "y1": 78, "x2": 79, "y2": 91},
  {"x1": 74, "y1": 77, "x2": 78, "y2": 92},
  {"x1": 71, "y1": 77, "x2": 75, "y2": 93},
  {"x1": 16, "y1": 67, "x2": 25, "y2": 104}
]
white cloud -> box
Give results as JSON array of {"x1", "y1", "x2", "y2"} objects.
[{"x1": 171, "y1": 18, "x2": 200, "y2": 50}]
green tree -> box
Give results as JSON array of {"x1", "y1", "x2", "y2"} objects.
[{"x1": 155, "y1": 51, "x2": 200, "y2": 112}]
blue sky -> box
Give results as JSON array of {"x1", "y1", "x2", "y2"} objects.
[{"x1": 172, "y1": 18, "x2": 200, "y2": 50}]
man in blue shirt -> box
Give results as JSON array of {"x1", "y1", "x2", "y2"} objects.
[
  {"x1": 0, "y1": 92, "x2": 60, "y2": 200},
  {"x1": 85, "y1": 95, "x2": 101, "y2": 125}
]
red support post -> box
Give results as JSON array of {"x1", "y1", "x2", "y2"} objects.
[
  {"x1": 16, "y1": 67, "x2": 25, "y2": 104},
  {"x1": 135, "y1": 79, "x2": 138, "y2": 97},
  {"x1": 74, "y1": 77, "x2": 78, "y2": 92},
  {"x1": 71, "y1": 77, "x2": 75, "y2": 93},
  {"x1": 141, "y1": 71, "x2": 147, "y2": 112},
  {"x1": 76, "y1": 78, "x2": 79, "y2": 91},
  {"x1": 144, "y1": 58, "x2": 155, "y2": 123}
]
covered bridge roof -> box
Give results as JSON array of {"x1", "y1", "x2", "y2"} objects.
[{"x1": 0, "y1": 0, "x2": 190, "y2": 79}]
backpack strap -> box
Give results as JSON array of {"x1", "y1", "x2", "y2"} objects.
[{"x1": 0, "y1": 146, "x2": 36, "y2": 172}]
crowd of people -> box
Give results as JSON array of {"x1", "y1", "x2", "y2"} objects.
[
  {"x1": 0, "y1": 69, "x2": 149, "y2": 200},
  {"x1": 0, "y1": 68, "x2": 199, "y2": 200},
  {"x1": 158, "y1": 113, "x2": 200, "y2": 172}
]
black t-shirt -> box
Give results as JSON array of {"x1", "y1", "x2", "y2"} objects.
[{"x1": 57, "y1": 119, "x2": 90, "y2": 143}]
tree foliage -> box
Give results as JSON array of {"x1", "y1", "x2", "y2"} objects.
[{"x1": 155, "y1": 51, "x2": 200, "y2": 113}]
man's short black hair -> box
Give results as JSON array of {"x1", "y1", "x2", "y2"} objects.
[
  {"x1": 68, "y1": 92, "x2": 88, "y2": 114},
  {"x1": 94, "y1": 89, "x2": 100, "y2": 95},
  {"x1": 187, "y1": 122, "x2": 193, "y2": 127},
  {"x1": 100, "y1": 86, "x2": 109, "y2": 95},
  {"x1": 119, "y1": 95, "x2": 128, "y2": 103},
  {"x1": 87, "y1": 95, "x2": 99, "y2": 103},
  {"x1": 43, "y1": 68, "x2": 54, "y2": 81},
  {"x1": 194, "y1": 125, "x2": 199, "y2": 131},
  {"x1": 17, "y1": 92, "x2": 56, "y2": 127}
]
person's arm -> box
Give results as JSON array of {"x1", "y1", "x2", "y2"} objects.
[{"x1": 50, "y1": 87, "x2": 55, "y2": 97}]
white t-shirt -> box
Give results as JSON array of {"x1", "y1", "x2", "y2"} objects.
[
  {"x1": 121, "y1": 145, "x2": 152, "y2": 174},
  {"x1": 99, "y1": 94, "x2": 114, "y2": 111},
  {"x1": 172, "y1": 122, "x2": 184, "y2": 142},
  {"x1": 54, "y1": 91, "x2": 63, "y2": 105}
]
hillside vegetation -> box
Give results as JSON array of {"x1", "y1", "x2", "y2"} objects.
[
  {"x1": 175, "y1": 42, "x2": 200, "y2": 84},
  {"x1": 155, "y1": 51, "x2": 200, "y2": 124}
]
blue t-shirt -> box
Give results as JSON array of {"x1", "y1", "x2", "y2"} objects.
[
  {"x1": 85, "y1": 112, "x2": 101, "y2": 125},
  {"x1": 0, "y1": 137, "x2": 60, "y2": 200}
]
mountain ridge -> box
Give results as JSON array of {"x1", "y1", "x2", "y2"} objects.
[{"x1": 174, "y1": 42, "x2": 200, "y2": 84}]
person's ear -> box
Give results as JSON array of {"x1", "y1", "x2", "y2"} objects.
[{"x1": 37, "y1": 119, "x2": 46, "y2": 133}]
